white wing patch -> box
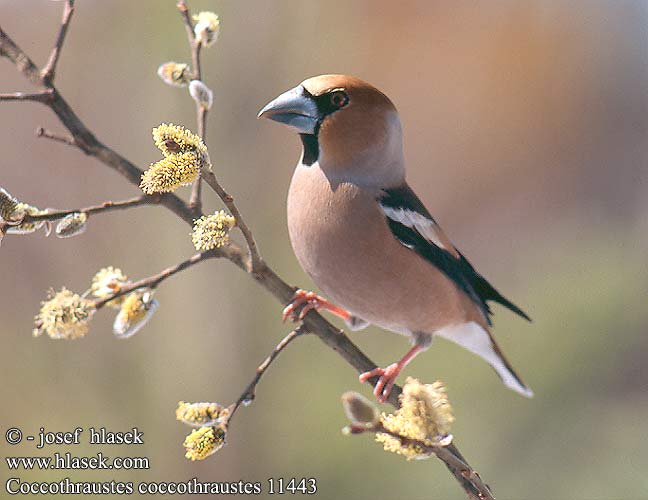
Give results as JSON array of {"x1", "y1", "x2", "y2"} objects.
[
  {"x1": 436, "y1": 322, "x2": 533, "y2": 398},
  {"x1": 380, "y1": 205, "x2": 446, "y2": 250}
]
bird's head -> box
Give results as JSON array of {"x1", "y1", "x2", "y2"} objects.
[{"x1": 259, "y1": 74, "x2": 405, "y2": 188}]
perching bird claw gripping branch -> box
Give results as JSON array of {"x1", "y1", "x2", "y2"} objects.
[{"x1": 0, "y1": 2, "x2": 494, "y2": 498}]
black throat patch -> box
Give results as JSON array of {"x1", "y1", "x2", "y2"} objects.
[{"x1": 299, "y1": 133, "x2": 319, "y2": 166}]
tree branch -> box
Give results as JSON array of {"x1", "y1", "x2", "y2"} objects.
[
  {"x1": 226, "y1": 326, "x2": 306, "y2": 423},
  {"x1": 189, "y1": 106, "x2": 205, "y2": 212},
  {"x1": 177, "y1": 0, "x2": 204, "y2": 214},
  {"x1": 176, "y1": 1, "x2": 202, "y2": 80},
  {"x1": 23, "y1": 195, "x2": 160, "y2": 223},
  {"x1": 176, "y1": 1, "x2": 195, "y2": 42},
  {"x1": 176, "y1": 0, "x2": 264, "y2": 273},
  {"x1": 0, "y1": 90, "x2": 54, "y2": 103},
  {"x1": 1, "y1": 7, "x2": 495, "y2": 499},
  {"x1": 94, "y1": 249, "x2": 223, "y2": 309},
  {"x1": 201, "y1": 170, "x2": 264, "y2": 275},
  {"x1": 0, "y1": 29, "x2": 196, "y2": 226},
  {"x1": 35, "y1": 126, "x2": 77, "y2": 147},
  {"x1": 349, "y1": 424, "x2": 495, "y2": 500},
  {"x1": 0, "y1": 26, "x2": 43, "y2": 87},
  {"x1": 41, "y1": 0, "x2": 75, "y2": 84}
]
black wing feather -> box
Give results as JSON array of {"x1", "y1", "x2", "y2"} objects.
[
  {"x1": 380, "y1": 185, "x2": 530, "y2": 324},
  {"x1": 456, "y1": 250, "x2": 531, "y2": 322}
]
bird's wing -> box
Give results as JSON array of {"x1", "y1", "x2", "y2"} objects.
[{"x1": 378, "y1": 184, "x2": 530, "y2": 325}]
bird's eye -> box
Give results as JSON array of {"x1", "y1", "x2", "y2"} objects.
[{"x1": 329, "y1": 90, "x2": 349, "y2": 109}]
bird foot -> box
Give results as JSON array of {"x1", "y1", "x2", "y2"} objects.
[
  {"x1": 359, "y1": 363, "x2": 402, "y2": 403},
  {"x1": 282, "y1": 289, "x2": 352, "y2": 323}
]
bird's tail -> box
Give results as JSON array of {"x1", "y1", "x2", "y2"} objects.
[
  {"x1": 471, "y1": 272, "x2": 532, "y2": 322},
  {"x1": 436, "y1": 322, "x2": 533, "y2": 398}
]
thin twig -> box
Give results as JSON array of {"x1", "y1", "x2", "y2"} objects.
[
  {"x1": 176, "y1": 1, "x2": 196, "y2": 42},
  {"x1": 94, "y1": 249, "x2": 221, "y2": 309},
  {"x1": 41, "y1": 0, "x2": 75, "y2": 84},
  {"x1": 201, "y1": 170, "x2": 264, "y2": 275},
  {"x1": 0, "y1": 90, "x2": 54, "y2": 103},
  {"x1": 188, "y1": 105, "x2": 206, "y2": 214},
  {"x1": 177, "y1": 0, "x2": 204, "y2": 214},
  {"x1": 176, "y1": 1, "x2": 202, "y2": 79},
  {"x1": 189, "y1": 172, "x2": 202, "y2": 212},
  {"x1": 193, "y1": 41, "x2": 202, "y2": 82},
  {"x1": 35, "y1": 126, "x2": 77, "y2": 147},
  {"x1": 226, "y1": 326, "x2": 306, "y2": 423},
  {"x1": 23, "y1": 195, "x2": 160, "y2": 223},
  {"x1": 175, "y1": 2, "x2": 262, "y2": 273},
  {"x1": 189, "y1": 106, "x2": 206, "y2": 212}
]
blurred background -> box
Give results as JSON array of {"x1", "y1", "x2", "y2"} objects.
[{"x1": 1, "y1": 1, "x2": 647, "y2": 499}]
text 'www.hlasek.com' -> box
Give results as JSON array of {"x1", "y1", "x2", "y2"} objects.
[{"x1": 4, "y1": 426, "x2": 318, "y2": 495}]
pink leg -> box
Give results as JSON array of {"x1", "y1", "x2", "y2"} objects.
[
  {"x1": 359, "y1": 344, "x2": 424, "y2": 403},
  {"x1": 282, "y1": 289, "x2": 352, "y2": 323}
]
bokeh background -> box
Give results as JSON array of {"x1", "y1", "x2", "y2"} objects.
[{"x1": 1, "y1": 1, "x2": 647, "y2": 499}]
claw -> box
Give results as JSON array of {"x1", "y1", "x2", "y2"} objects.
[
  {"x1": 359, "y1": 363, "x2": 401, "y2": 403},
  {"x1": 358, "y1": 344, "x2": 426, "y2": 403},
  {"x1": 297, "y1": 301, "x2": 317, "y2": 320},
  {"x1": 282, "y1": 289, "x2": 352, "y2": 323}
]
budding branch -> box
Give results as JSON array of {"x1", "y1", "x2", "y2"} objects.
[
  {"x1": 226, "y1": 326, "x2": 306, "y2": 423},
  {"x1": 176, "y1": 0, "x2": 204, "y2": 212},
  {"x1": 93, "y1": 249, "x2": 224, "y2": 310},
  {"x1": 23, "y1": 195, "x2": 161, "y2": 224}
]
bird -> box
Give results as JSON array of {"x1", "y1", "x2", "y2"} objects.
[{"x1": 258, "y1": 74, "x2": 533, "y2": 402}]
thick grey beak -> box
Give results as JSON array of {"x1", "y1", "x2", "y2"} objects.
[{"x1": 258, "y1": 85, "x2": 319, "y2": 134}]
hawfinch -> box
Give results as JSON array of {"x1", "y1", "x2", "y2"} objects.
[{"x1": 259, "y1": 74, "x2": 532, "y2": 401}]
